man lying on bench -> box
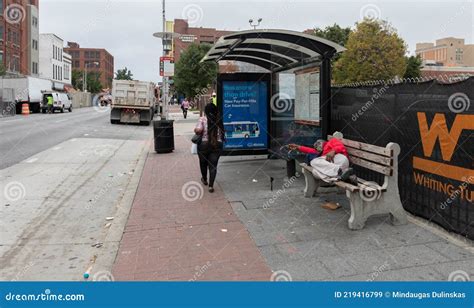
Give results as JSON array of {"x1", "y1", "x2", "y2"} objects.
[{"x1": 287, "y1": 133, "x2": 357, "y2": 185}]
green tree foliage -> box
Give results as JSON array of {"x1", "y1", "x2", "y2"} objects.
[
  {"x1": 312, "y1": 23, "x2": 352, "y2": 47},
  {"x1": 404, "y1": 55, "x2": 423, "y2": 78},
  {"x1": 0, "y1": 63, "x2": 6, "y2": 76},
  {"x1": 115, "y1": 67, "x2": 134, "y2": 80},
  {"x1": 333, "y1": 19, "x2": 407, "y2": 83},
  {"x1": 174, "y1": 43, "x2": 217, "y2": 99},
  {"x1": 71, "y1": 69, "x2": 103, "y2": 93}
]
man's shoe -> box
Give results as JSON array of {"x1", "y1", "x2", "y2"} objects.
[
  {"x1": 201, "y1": 178, "x2": 208, "y2": 186},
  {"x1": 339, "y1": 168, "x2": 355, "y2": 182},
  {"x1": 347, "y1": 174, "x2": 359, "y2": 186},
  {"x1": 209, "y1": 187, "x2": 215, "y2": 193}
]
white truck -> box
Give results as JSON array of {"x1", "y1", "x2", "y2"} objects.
[
  {"x1": 111, "y1": 80, "x2": 158, "y2": 125},
  {"x1": 0, "y1": 76, "x2": 53, "y2": 113}
]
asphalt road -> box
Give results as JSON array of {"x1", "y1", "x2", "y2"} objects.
[
  {"x1": 0, "y1": 107, "x2": 153, "y2": 170},
  {"x1": 0, "y1": 107, "x2": 154, "y2": 280}
]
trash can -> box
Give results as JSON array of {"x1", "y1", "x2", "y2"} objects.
[{"x1": 154, "y1": 120, "x2": 175, "y2": 153}]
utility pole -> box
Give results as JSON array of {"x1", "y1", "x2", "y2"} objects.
[{"x1": 162, "y1": 0, "x2": 168, "y2": 120}]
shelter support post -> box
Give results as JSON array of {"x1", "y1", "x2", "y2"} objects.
[{"x1": 320, "y1": 57, "x2": 331, "y2": 140}]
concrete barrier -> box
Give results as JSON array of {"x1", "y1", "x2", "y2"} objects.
[{"x1": 70, "y1": 92, "x2": 92, "y2": 109}]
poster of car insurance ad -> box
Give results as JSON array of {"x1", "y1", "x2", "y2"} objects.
[{"x1": 221, "y1": 81, "x2": 268, "y2": 150}]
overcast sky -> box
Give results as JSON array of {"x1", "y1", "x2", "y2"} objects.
[{"x1": 40, "y1": 0, "x2": 473, "y2": 82}]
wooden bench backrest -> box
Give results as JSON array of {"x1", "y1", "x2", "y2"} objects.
[{"x1": 328, "y1": 136, "x2": 394, "y2": 176}]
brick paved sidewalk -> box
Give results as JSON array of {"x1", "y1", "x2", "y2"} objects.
[{"x1": 112, "y1": 135, "x2": 272, "y2": 281}]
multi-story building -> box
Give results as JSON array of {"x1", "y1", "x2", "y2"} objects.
[
  {"x1": 415, "y1": 37, "x2": 474, "y2": 67},
  {"x1": 0, "y1": 0, "x2": 39, "y2": 75},
  {"x1": 64, "y1": 42, "x2": 114, "y2": 89},
  {"x1": 171, "y1": 19, "x2": 233, "y2": 63},
  {"x1": 39, "y1": 33, "x2": 71, "y2": 86}
]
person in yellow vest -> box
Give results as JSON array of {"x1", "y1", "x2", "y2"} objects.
[
  {"x1": 47, "y1": 95, "x2": 54, "y2": 114},
  {"x1": 211, "y1": 92, "x2": 217, "y2": 106}
]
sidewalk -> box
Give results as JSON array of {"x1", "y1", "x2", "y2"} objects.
[
  {"x1": 113, "y1": 116, "x2": 474, "y2": 281},
  {"x1": 112, "y1": 117, "x2": 271, "y2": 281}
]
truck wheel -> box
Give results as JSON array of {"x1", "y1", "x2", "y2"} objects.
[
  {"x1": 142, "y1": 121, "x2": 150, "y2": 126},
  {"x1": 69, "y1": 106, "x2": 72, "y2": 112},
  {"x1": 61, "y1": 106, "x2": 64, "y2": 113},
  {"x1": 111, "y1": 119, "x2": 119, "y2": 124}
]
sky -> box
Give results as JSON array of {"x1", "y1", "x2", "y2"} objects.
[{"x1": 39, "y1": 0, "x2": 474, "y2": 82}]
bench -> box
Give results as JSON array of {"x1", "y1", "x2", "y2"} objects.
[{"x1": 300, "y1": 137, "x2": 408, "y2": 230}]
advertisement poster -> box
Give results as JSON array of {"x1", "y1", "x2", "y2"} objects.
[{"x1": 222, "y1": 81, "x2": 268, "y2": 150}]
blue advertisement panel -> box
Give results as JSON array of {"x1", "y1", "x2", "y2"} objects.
[{"x1": 222, "y1": 81, "x2": 268, "y2": 150}]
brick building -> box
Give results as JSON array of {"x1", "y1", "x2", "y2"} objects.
[
  {"x1": 0, "y1": 0, "x2": 39, "y2": 75},
  {"x1": 64, "y1": 41, "x2": 114, "y2": 89},
  {"x1": 172, "y1": 19, "x2": 233, "y2": 63},
  {"x1": 415, "y1": 37, "x2": 474, "y2": 67}
]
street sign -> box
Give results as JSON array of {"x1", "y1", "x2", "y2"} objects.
[{"x1": 160, "y1": 56, "x2": 175, "y2": 77}]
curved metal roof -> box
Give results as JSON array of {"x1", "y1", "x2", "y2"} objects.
[{"x1": 201, "y1": 29, "x2": 346, "y2": 72}]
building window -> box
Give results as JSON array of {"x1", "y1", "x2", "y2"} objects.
[
  {"x1": 32, "y1": 16, "x2": 38, "y2": 28},
  {"x1": 0, "y1": 25, "x2": 3, "y2": 41}
]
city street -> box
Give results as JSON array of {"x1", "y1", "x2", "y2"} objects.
[{"x1": 0, "y1": 108, "x2": 152, "y2": 280}]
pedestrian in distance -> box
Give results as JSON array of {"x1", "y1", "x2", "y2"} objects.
[
  {"x1": 194, "y1": 103, "x2": 225, "y2": 193},
  {"x1": 181, "y1": 98, "x2": 190, "y2": 119}
]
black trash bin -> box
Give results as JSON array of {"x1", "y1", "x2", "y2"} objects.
[{"x1": 154, "y1": 120, "x2": 175, "y2": 153}]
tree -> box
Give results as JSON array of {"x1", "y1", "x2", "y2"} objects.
[
  {"x1": 310, "y1": 24, "x2": 351, "y2": 62},
  {"x1": 404, "y1": 55, "x2": 422, "y2": 78},
  {"x1": 174, "y1": 43, "x2": 217, "y2": 99},
  {"x1": 0, "y1": 63, "x2": 6, "y2": 76},
  {"x1": 312, "y1": 23, "x2": 352, "y2": 48},
  {"x1": 71, "y1": 69, "x2": 103, "y2": 93},
  {"x1": 333, "y1": 19, "x2": 407, "y2": 83},
  {"x1": 115, "y1": 67, "x2": 134, "y2": 80}
]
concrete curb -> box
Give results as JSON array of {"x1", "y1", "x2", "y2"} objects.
[{"x1": 89, "y1": 135, "x2": 152, "y2": 280}]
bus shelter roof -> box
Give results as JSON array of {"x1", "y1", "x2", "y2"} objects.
[{"x1": 201, "y1": 29, "x2": 345, "y2": 72}]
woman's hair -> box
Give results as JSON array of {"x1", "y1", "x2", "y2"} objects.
[{"x1": 205, "y1": 103, "x2": 225, "y2": 147}]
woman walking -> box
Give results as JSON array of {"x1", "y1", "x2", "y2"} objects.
[
  {"x1": 194, "y1": 103, "x2": 225, "y2": 193},
  {"x1": 181, "y1": 98, "x2": 190, "y2": 119}
]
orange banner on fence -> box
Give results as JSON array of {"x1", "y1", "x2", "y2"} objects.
[{"x1": 413, "y1": 156, "x2": 474, "y2": 182}]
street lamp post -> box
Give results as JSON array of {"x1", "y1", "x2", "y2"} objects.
[
  {"x1": 83, "y1": 61, "x2": 99, "y2": 92},
  {"x1": 249, "y1": 18, "x2": 263, "y2": 29}
]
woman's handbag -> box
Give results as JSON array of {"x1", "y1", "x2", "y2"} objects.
[{"x1": 191, "y1": 134, "x2": 202, "y2": 144}]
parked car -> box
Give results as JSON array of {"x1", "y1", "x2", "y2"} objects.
[{"x1": 41, "y1": 92, "x2": 73, "y2": 113}]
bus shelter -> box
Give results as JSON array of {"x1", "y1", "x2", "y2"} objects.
[{"x1": 201, "y1": 29, "x2": 345, "y2": 156}]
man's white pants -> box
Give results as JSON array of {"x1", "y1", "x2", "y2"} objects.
[{"x1": 310, "y1": 154, "x2": 349, "y2": 183}]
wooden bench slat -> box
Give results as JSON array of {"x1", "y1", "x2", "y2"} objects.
[
  {"x1": 350, "y1": 156, "x2": 393, "y2": 176},
  {"x1": 334, "y1": 181, "x2": 359, "y2": 192},
  {"x1": 329, "y1": 136, "x2": 392, "y2": 157},
  {"x1": 346, "y1": 148, "x2": 393, "y2": 167}
]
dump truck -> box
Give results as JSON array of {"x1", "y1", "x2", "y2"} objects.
[{"x1": 110, "y1": 80, "x2": 157, "y2": 125}]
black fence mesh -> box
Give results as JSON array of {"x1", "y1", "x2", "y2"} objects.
[{"x1": 331, "y1": 77, "x2": 473, "y2": 239}]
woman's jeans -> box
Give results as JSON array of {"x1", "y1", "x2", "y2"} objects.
[{"x1": 198, "y1": 142, "x2": 223, "y2": 187}]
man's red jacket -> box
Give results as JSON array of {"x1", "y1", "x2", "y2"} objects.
[{"x1": 297, "y1": 138, "x2": 349, "y2": 158}]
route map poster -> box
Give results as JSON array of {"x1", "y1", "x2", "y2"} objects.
[{"x1": 221, "y1": 81, "x2": 268, "y2": 150}]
